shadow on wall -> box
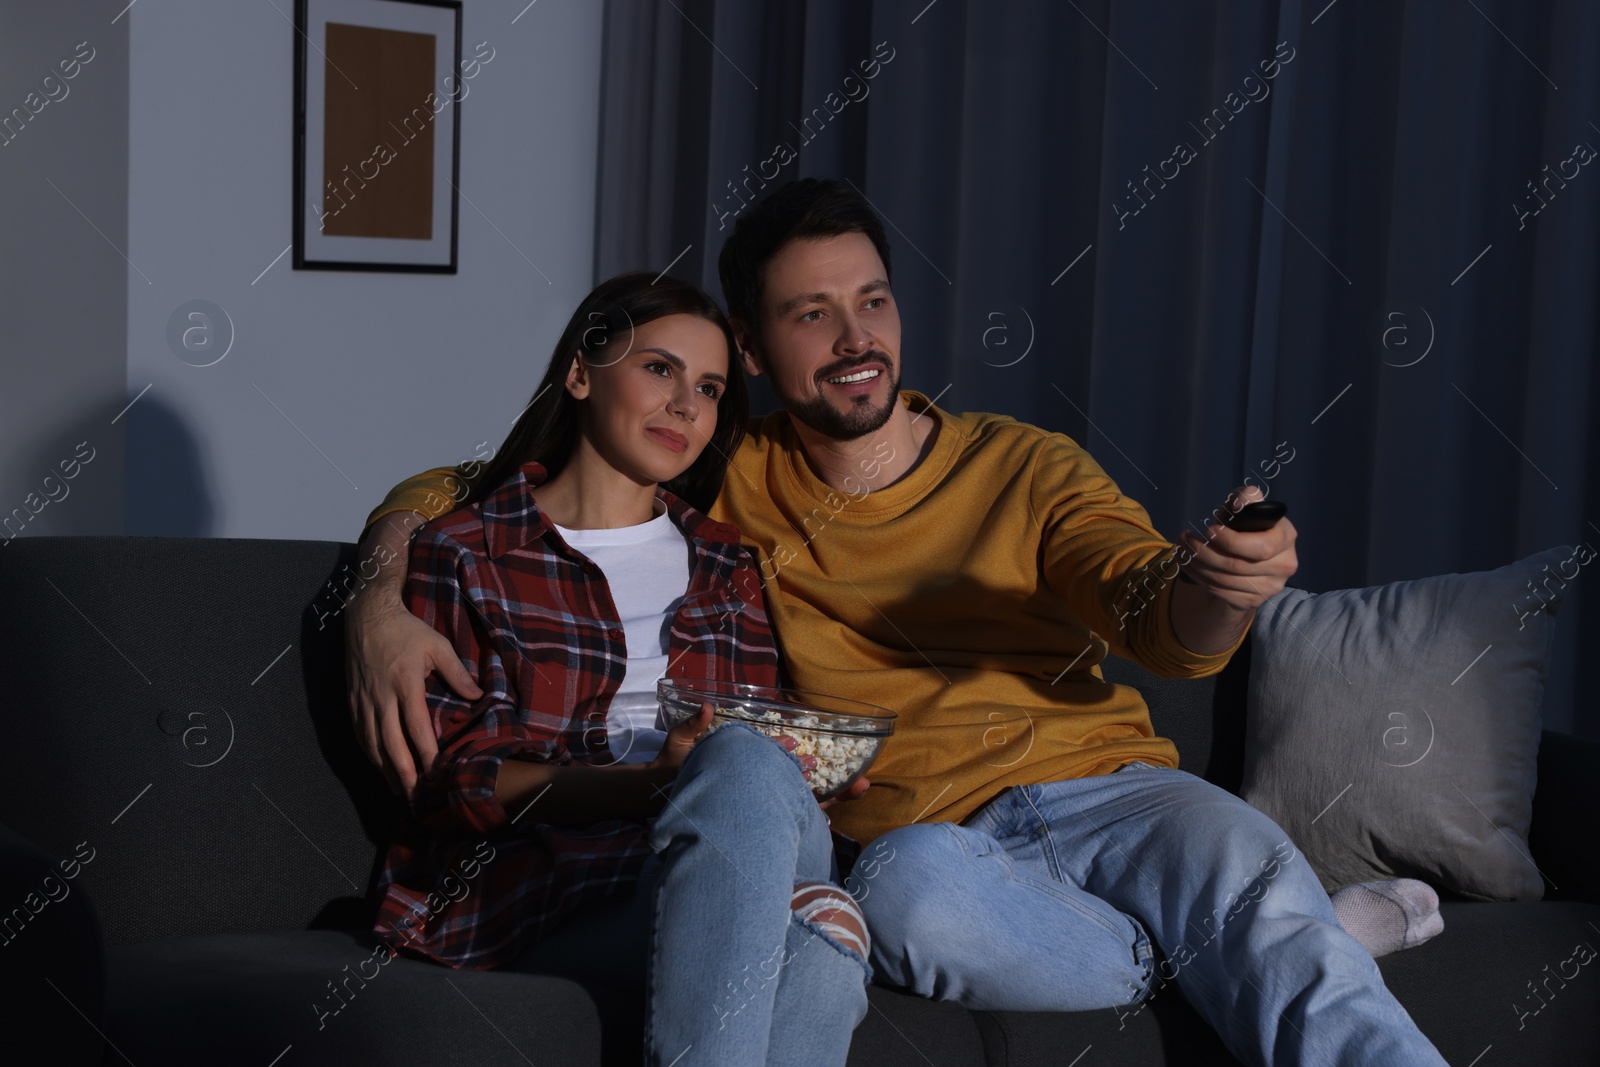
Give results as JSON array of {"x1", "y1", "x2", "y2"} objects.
[
  {"x1": 126, "y1": 395, "x2": 214, "y2": 536},
  {"x1": 3, "y1": 397, "x2": 122, "y2": 542}
]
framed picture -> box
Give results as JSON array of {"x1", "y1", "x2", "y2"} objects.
[{"x1": 293, "y1": 0, "x2": 462, "y2": 272}]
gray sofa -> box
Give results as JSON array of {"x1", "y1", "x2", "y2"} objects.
[{"x1": 2, "y1": 536, "x2": 1596, "y2": 1065}]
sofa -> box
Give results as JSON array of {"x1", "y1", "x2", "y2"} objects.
[{"x1": 2, "y1": 535, "x2": 1596, "y2": 1066}]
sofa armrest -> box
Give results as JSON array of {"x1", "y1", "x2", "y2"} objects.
[
  {"x1": 0, "y1": 820, "x2": 107, "y2": 1065},
  {"x1": 1529, "y1": 730, "x2": 1600, "y2": 905}
]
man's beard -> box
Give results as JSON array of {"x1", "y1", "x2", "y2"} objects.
[{"x1": 779, "y1": 355, "x2": 902, "y2": 441}]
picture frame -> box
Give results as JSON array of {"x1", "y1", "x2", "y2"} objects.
[{"x1": 293, "y1": 0, "x2": 462, "y2": 273}]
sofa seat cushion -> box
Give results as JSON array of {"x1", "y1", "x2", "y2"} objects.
[
  {"x1": 970, "y1": 972, "x2": 1238, "y2": 1066},
  {"x1": 105, "y1": 929, "x2": 989, "y2": 1066},
  {"x1": 99, "y1": 910, "x2": 1600, "y2": 1066},
  {"x1": 1377, "y1": 900, "x2": 1600, "y2": 1066},
  {"x1": 105, "y1": 930, "x2": 618, "y2": 1066},
  {"x1": 852, "y1": 987, "x2": 989, "y2": 1065}
]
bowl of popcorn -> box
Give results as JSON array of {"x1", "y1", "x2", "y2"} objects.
[{"x1": 656, "y1": 679, "x2": 896, "y2": 800}]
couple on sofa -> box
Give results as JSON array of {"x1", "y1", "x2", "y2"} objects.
[{"x1": 344, "y1": 178, "x2": 1447, "y2": 1065}]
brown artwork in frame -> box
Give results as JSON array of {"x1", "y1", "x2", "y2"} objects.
[{"x1": 293, "y1": 0, "x2": 461, "y2": 272}]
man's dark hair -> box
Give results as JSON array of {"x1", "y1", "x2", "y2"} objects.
[{"x1": 717, "y1": 178, "x2": 894, "y2": 338}]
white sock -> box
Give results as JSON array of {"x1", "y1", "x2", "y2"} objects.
[{"x1": 1329, "y1": 878, "x2": 1445, "y2": 957}]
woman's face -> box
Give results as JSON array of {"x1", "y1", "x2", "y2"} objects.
[{"x1": 565, "y1": 312, "x2": 729, "y2": 486}]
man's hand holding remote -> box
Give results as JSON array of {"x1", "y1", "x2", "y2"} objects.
[{"x1": 1169, "y1": 486, "x2": 1298, "y2": 655}]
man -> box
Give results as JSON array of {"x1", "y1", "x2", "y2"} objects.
[{"x1": 348, "y1": 179, "x2": 1446, "y2": 1064}]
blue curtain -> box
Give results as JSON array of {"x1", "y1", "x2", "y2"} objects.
[{"x1": 594, "y1": 0, "x2": 1599, "y2": 738}]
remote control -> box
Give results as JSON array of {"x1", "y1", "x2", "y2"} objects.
[{"x1": 1224, "y1": 500, "x2": 1287, "y2": 533}]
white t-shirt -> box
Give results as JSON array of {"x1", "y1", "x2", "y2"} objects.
[{"x1": 554, "y1": 499, "x2": 691, "y2": 764}]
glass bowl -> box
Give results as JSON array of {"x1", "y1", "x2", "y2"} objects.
[{"x1": 656, "y1": 679, "x2": 896, "y2": 800}]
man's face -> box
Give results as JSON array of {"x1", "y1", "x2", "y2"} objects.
[{"x1": 745, "y1": 232, "x2": 902, "y2": 440}]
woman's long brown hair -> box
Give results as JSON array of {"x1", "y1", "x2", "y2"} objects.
[{"x1": 463, "y1": 272, "x2": 749, "y2": 515}]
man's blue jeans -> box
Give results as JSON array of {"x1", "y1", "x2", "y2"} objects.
[{"x1": 846, "y1": 761, "x2": 1448, "y2": 1067}]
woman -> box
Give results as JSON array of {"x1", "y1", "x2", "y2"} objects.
[{"x1": 372, "y1": 273, "x2": 870, "y2": 1065}]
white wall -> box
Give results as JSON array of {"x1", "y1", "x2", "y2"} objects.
[
  {"x1": 0, "y1": 3, "x2": 128, "y2": 541},
  {"x1": 122, "y1": 0, "x2": 605, "y2": 540}
]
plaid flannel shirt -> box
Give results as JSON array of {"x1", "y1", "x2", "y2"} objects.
[{"x1": 374, "y1": 460, "x2": 781, "y2": 969}]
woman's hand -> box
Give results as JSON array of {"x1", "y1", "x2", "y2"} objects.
[
  {"x1": 773, "y1": 733, "x2": 821, "y2": 778},
  {"x1": 647, "y1": 709, "x2": 864, "y2": 811},
  {"x1": 774, "y1": 734, "x2": 866, "y2": 812},
  {"x1": 647, "y1": 708, "x2": 826, "y2": 780},
  {"x1": 647, "y1": 701, "x2": 717, "y2": 776}
]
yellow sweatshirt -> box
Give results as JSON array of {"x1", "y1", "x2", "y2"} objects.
[{"x1": 364, "y1": 390, "x2": 1247, "y2": 844}]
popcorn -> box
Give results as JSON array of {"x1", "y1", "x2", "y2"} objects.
[
  {"x1": 657, "y1": 680, "x2": 894, "y2": 800},
  {"x1": 690, "y1": 707, "x2": 882, "y2": 799}
]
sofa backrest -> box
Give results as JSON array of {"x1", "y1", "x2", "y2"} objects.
[
  {"x1": 0, "y1": 536, "x2": 397, "y2": 947},
  {"x1": 0, "y1": 536, "x2": 1251, "y2": 947}
]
